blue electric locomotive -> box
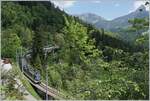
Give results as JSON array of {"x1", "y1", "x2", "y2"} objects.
[{"x1": 23, "y1": 64, "x2": 41, "y2": 84}]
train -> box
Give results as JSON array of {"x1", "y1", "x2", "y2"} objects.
[
  {"x1": 23, "y1": 64, "x2": 41, "y2": 84},
  {"x1": 19, "y1": 45, "x2": 60, "y2": 84},
  {"x1": 19, "y1": 56, "x2": 41, "y2": 84}
]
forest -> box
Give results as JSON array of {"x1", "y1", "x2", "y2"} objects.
[{"x1": 1, "y1": 1, "x2": 149, "y2": 100}]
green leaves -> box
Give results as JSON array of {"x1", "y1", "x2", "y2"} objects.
[
  {"x1": 49, "y1": 68, "x2": 62, "y2": 89},
  {"x1": 2, "y1": 29, "x2": 21, "y2": 58},
  {"x1": 1, "y1": 1, "x2": 149, "y2": 100},
  {"x1": 63, "y1": 16, "x2": 100, "y2": 65},
  {"x1": 128, "y1": 18, "x2": 149, "y2": 30},
  {"x1": 1, "y1": 65, "x2": 25, "y2": 100}
]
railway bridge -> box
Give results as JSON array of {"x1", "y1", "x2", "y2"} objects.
[{"x1": 18, "y1": 53, "x2": 73, "y2": 100}]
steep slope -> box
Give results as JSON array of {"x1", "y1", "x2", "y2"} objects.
[{"x1": 2, "y1": 1, "x2": 149, "y2": 100}]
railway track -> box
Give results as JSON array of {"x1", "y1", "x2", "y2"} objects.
[
  {"x1": 24, "y1": 72, "x2": 64, "y2": 99},
  {"x1": 40, "y1": 82, "x2": 68, "y2": 99},
  {"x1": 39, "y1": 83, "x2": 64, "y2": 99},
  {"x1": 19, "y1": 55, "x2": 72, "y2": 99}
]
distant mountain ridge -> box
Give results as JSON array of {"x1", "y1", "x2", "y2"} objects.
[
  {"x1": 76, "y1": 13, "x2": 107, "y2": 24},
  {"x1": 77, "y1": 5, "x2": 149, "y2": 32}
]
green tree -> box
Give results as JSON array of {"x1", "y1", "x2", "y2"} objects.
[
  {"x1": 128, "y1": 18, "x2": 149, "y2": 33},
  {"x1": 2, "y1": 29, "x2": 21, "y2": 59},
  {"x1": 31, "y1": 25, "x2": 48, "y2": 66},
  {"x1": 62, "y1": 16, "x2": 100, "y2": 66}
]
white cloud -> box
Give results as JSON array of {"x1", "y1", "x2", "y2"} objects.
[
  {"x1": 91, "y1": 0, "x2": 101, "y2": 3},
  {"x1": 132, "y1": 0, "x2": 149, "y2": 11},
  {"x1": 50, "y1": 0, "x2": 76, "y2": 10}
]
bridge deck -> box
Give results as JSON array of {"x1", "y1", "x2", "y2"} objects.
[
  {"x1": 24, "y1": 74, "x2": 64, "y2": 99},
  {"x1": 20, "y1": 57, "x2": 67, "y2": 100}
]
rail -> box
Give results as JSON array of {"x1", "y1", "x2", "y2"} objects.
[{"x1": 19, "y1": 56, "x2": 73, "y2": 100}]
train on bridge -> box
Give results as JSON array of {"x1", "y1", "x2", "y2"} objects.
[{"x1": 19, "y1": 56, "x2": 41, "y2": 84}]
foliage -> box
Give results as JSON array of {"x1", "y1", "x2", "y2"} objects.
[
  {"x1": 1, "y1": 29, "x2": 21, "y2": 58},
  {"x1": 62, "y1": 16, "x2": 100, "y2": 65},
  {"x1": 128, "y1": 18, "x2": 149, "y2": 32},
  {"x1": 1, "y1": 65, "x2": 24, "y2": 100},
  {"x1": 1, "y1": 1, "x2": 149, "y2": 100}
]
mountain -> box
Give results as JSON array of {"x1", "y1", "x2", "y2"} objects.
[
  {"x1": 77, "y1": 5, "x2": 149, "y2": 32},
  {"x1": 76, "y1": 13, "x2": 108, "y2": 25},
  {"x1": 2, "y1": 1, "x2": 149, "y2": 100}
]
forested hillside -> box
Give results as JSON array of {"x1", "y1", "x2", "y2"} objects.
[{"x1": 1, "y1": 1, "x2": 149, "y2": 100}]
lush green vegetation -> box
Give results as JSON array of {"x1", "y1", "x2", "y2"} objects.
[
  {"x1": 15, "y1": 64, "x2": 42, "y2": 100},
  {"x1": 1, "y1": 1, "x2": 149, "y2": 100},
  {"x1": 1, "y1": 63, "x2": 41, "y2": 100},
  {"x1": 117, "y1": 17, "x2": 149, "y2": 43},
  {"x1": 1, "y1": 65, "x2": 24, "y2": 100}
]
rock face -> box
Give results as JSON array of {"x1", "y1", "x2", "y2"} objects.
[{"x1": 77, "y1": 5, "x2": 149, "y2": 32}]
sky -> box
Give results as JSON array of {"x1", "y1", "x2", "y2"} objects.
[{"x1": 50, "y1": 0, "x2": 149, "y2": 20}]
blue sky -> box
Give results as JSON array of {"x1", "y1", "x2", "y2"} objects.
[{"x1": 51, "y1": 0, "x2": 149, "y2": 20}]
